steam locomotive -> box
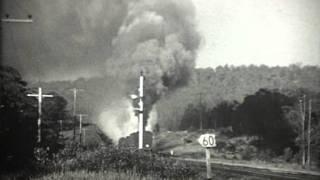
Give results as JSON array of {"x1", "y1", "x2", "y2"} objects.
[{"x1": 118, "y1": 131, "x2": 153, "y2": 150}]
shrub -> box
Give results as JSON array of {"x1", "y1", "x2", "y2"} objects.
[{"x1": 35, "y1": 143, "x2": 198, "y2": 179}]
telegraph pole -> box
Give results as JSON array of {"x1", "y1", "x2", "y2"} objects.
[
  {"x1": 197, "y1": 71, "x2": 203, "y2": 130},
  {"x1": 59, "y1": 120, "x2": 63, "y2": 134},
  {"x1": 299, "y1": 95, "x2": 306, "y2": 166},
  {"x1": 77, "y1": 114, "x2": 88, "y2": 145},
  {"x1": 199, "y1": 92, "x2": 203, "y2": 130},
  {"x1": 70, "y1": 88, "x2": 84, "y2": 140},
  {"x1": 27, "y1": 87, "x2": 53, "y2": 143},
  {"x1": 83, "y1": 128, "x2": 86, "y2": 146},
  {"x1": 307, "y1": 99, "x2": 312, "y2": 167}
]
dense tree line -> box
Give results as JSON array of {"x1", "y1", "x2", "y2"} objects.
[{"x1": 157, "y1": 64, "x2": 320, "y2": 130}]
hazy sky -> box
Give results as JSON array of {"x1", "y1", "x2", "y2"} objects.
[
  {"x1": 193, "y1": 0, "x2": 320, "y2": 68},
  {"x1": 1, "y1": 0, "x2": 320, "y2": 81}
]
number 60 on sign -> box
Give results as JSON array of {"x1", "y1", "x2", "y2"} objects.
[{"x1": 198, "y1": 134, "x2": 216, "y2": 148}]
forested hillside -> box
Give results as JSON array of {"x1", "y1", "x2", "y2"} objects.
[{"x1": 157, "y1": 64, "x2": 320, "y2": 130}]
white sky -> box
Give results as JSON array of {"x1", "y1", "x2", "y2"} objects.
[{"x1": 192, "y1": 0, "x2": 320, "y2": 68}]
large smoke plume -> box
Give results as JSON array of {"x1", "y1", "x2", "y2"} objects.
[
  {"x1": 2, "y1": 0, "x2": 200, "y2": 143},
  {"x1": 99, "y1": 0, "x2": 200, "y2": 143}
]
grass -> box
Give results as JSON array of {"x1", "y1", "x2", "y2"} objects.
[
  {"x1": 31, "y1": 170, "x2": 164, "y2": 180},
  {"x1": 31, "y1": 170, "x2": 264, "y2": 180},
  {"x1": 153, "y1": 130, "x2": 319, "y2": 171}
]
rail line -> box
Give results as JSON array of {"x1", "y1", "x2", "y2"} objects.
[{"x1": 177, "y1": 158, "x2": 320, "y2": 180}]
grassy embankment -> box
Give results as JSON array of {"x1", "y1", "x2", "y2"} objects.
[{"x1": 153, "y1": 129, "x2": 318, "y2": 171}]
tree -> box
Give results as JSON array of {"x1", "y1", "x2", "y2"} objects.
[
  {"x1": 208, "y1": 101, "x2": 238, "y2": 129},
  {"x1": 234, "y1": 89, "x2": 297, "y2": 154},
  {"x1": 0, "y1": 65, "x2": 37, "y2": 170},
  {"x1": 179, "y1": 104, "x2": 199, "y2": 130},
  {"x1": 41, "y1": 92, "x2": 69, "y2": 154},
  {"x1": 0, "y1": 65, "x2": 70, "y2": 170}
]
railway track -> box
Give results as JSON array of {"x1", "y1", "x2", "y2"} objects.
[{"x1": 178, "y1": 158, "x2": 320, "y2": 180}]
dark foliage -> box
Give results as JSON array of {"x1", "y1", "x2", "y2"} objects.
[
  {"x1": 34, "y1": 144, "x2": 199, "y2": 179},
  {"x1": 0, "y1": 65, "x2": 70, "y2": 171},
  {"x1": 179, "y1": 88, "x2": 320, "y2": 155},
  {"x1": 234, "y1": 89, "x2": 297, "y2": 154},
  {"x1": 0, "y1": 65, "x2": 37, "y2": 170}
]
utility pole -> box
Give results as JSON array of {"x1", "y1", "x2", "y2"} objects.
[
  {"x1": 70, "y1": 88, "x2": 84, "y2": 140},
  {"x1": 197, "y1": 70, "x2": 203, "y2": 130},
  {"x1": 59, "y1": 120, "x2": 63, "y2": 134},
  {"x1": 299, "y1": 95, "x2": 306, "y2": 166},
  {"x1": 83, "y1": 128, "x2": 86, "y2": 146},
  {"x1": 307, "y1": 99, "x2": 312, "y2": 167},
  {"x1": 199, "y1": 92, "x2": 203, "y2": 130},
  {"x1": 27, "y1": 87, "x2": 53, "y2": 143},
  {"x1": 77, "y1": 114, "x2": 88, "y2": 145}
]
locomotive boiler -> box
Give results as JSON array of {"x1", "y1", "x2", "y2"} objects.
[{"x1": 118, "y1": 131, "x2": 153, "y2": 150}]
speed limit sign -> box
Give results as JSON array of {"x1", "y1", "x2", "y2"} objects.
[
  {"x1": 198, "y1": 134, "x2": 216, "y2": 179},
  {"x1": 198, "y1": 134, "x2": 216, "y2": 147}
]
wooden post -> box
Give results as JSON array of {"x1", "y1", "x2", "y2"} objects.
[
  {"x1": 299, "y1": 97, "x2": 305, "y2": 166},
  {"x1": 307, "y1": 99, "x2": 312, "y2": 167},
  {"x1": 76, "y1": 114, "x2": 88, "y2": 145},
  {"x1": 70, "y1": 88, "x2": 84, "y2": 141},
  {"x1": 83, "y1": 128, "x2": 86, "y2": 146},
  {"x1": 199, "y1": 92, "x2": 203, "y2": 130},
  {"x1": 27, "y1": 87, "x2": 53, "y2": 143},
  {"x1": 59, "y1": 120, "x2": 62, "y2": 132},
  {"x1": 199, "y1": 134, "x2": 216, "y2": 179},
  {"x1": 205, "y1": 148, "x2": 212, "y2": 179}
]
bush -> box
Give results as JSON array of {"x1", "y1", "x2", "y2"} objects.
[{"x1": 34, "y1": 143, "x2": 198, "y2": 179}]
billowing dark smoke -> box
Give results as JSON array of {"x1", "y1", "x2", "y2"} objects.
[
  {"x1": 99, "y1": 0, "x2": 200, "y2": 142},
  {"x1": 106, "y1": 0, "x2": 200, "y2": 112},
  {"x1": 2, "y1": 0, "x2": 200, "y2": 142}
]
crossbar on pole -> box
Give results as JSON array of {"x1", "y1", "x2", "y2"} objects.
[{"x1": 2, "y1": 18, "x2": 33, "y2": 23}]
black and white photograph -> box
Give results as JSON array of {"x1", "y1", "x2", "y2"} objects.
[{"x1": 1, "y1": 0, "x2": 320, "y2": 179}]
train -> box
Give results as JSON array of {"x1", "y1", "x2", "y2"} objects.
[{"x1": 118, "y1": 131, "x2": 153, "y2": 150}]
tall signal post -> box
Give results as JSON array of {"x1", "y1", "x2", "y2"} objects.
[
  {"x1": 27, "y1": 87, "x2": 53, "y2": 143},
  {"x1": 138, "y1": 71, "x2": 144, "y2": 149},
  {"x1": 130, "y1": 71, "x2": 144, "y2": 149}
]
